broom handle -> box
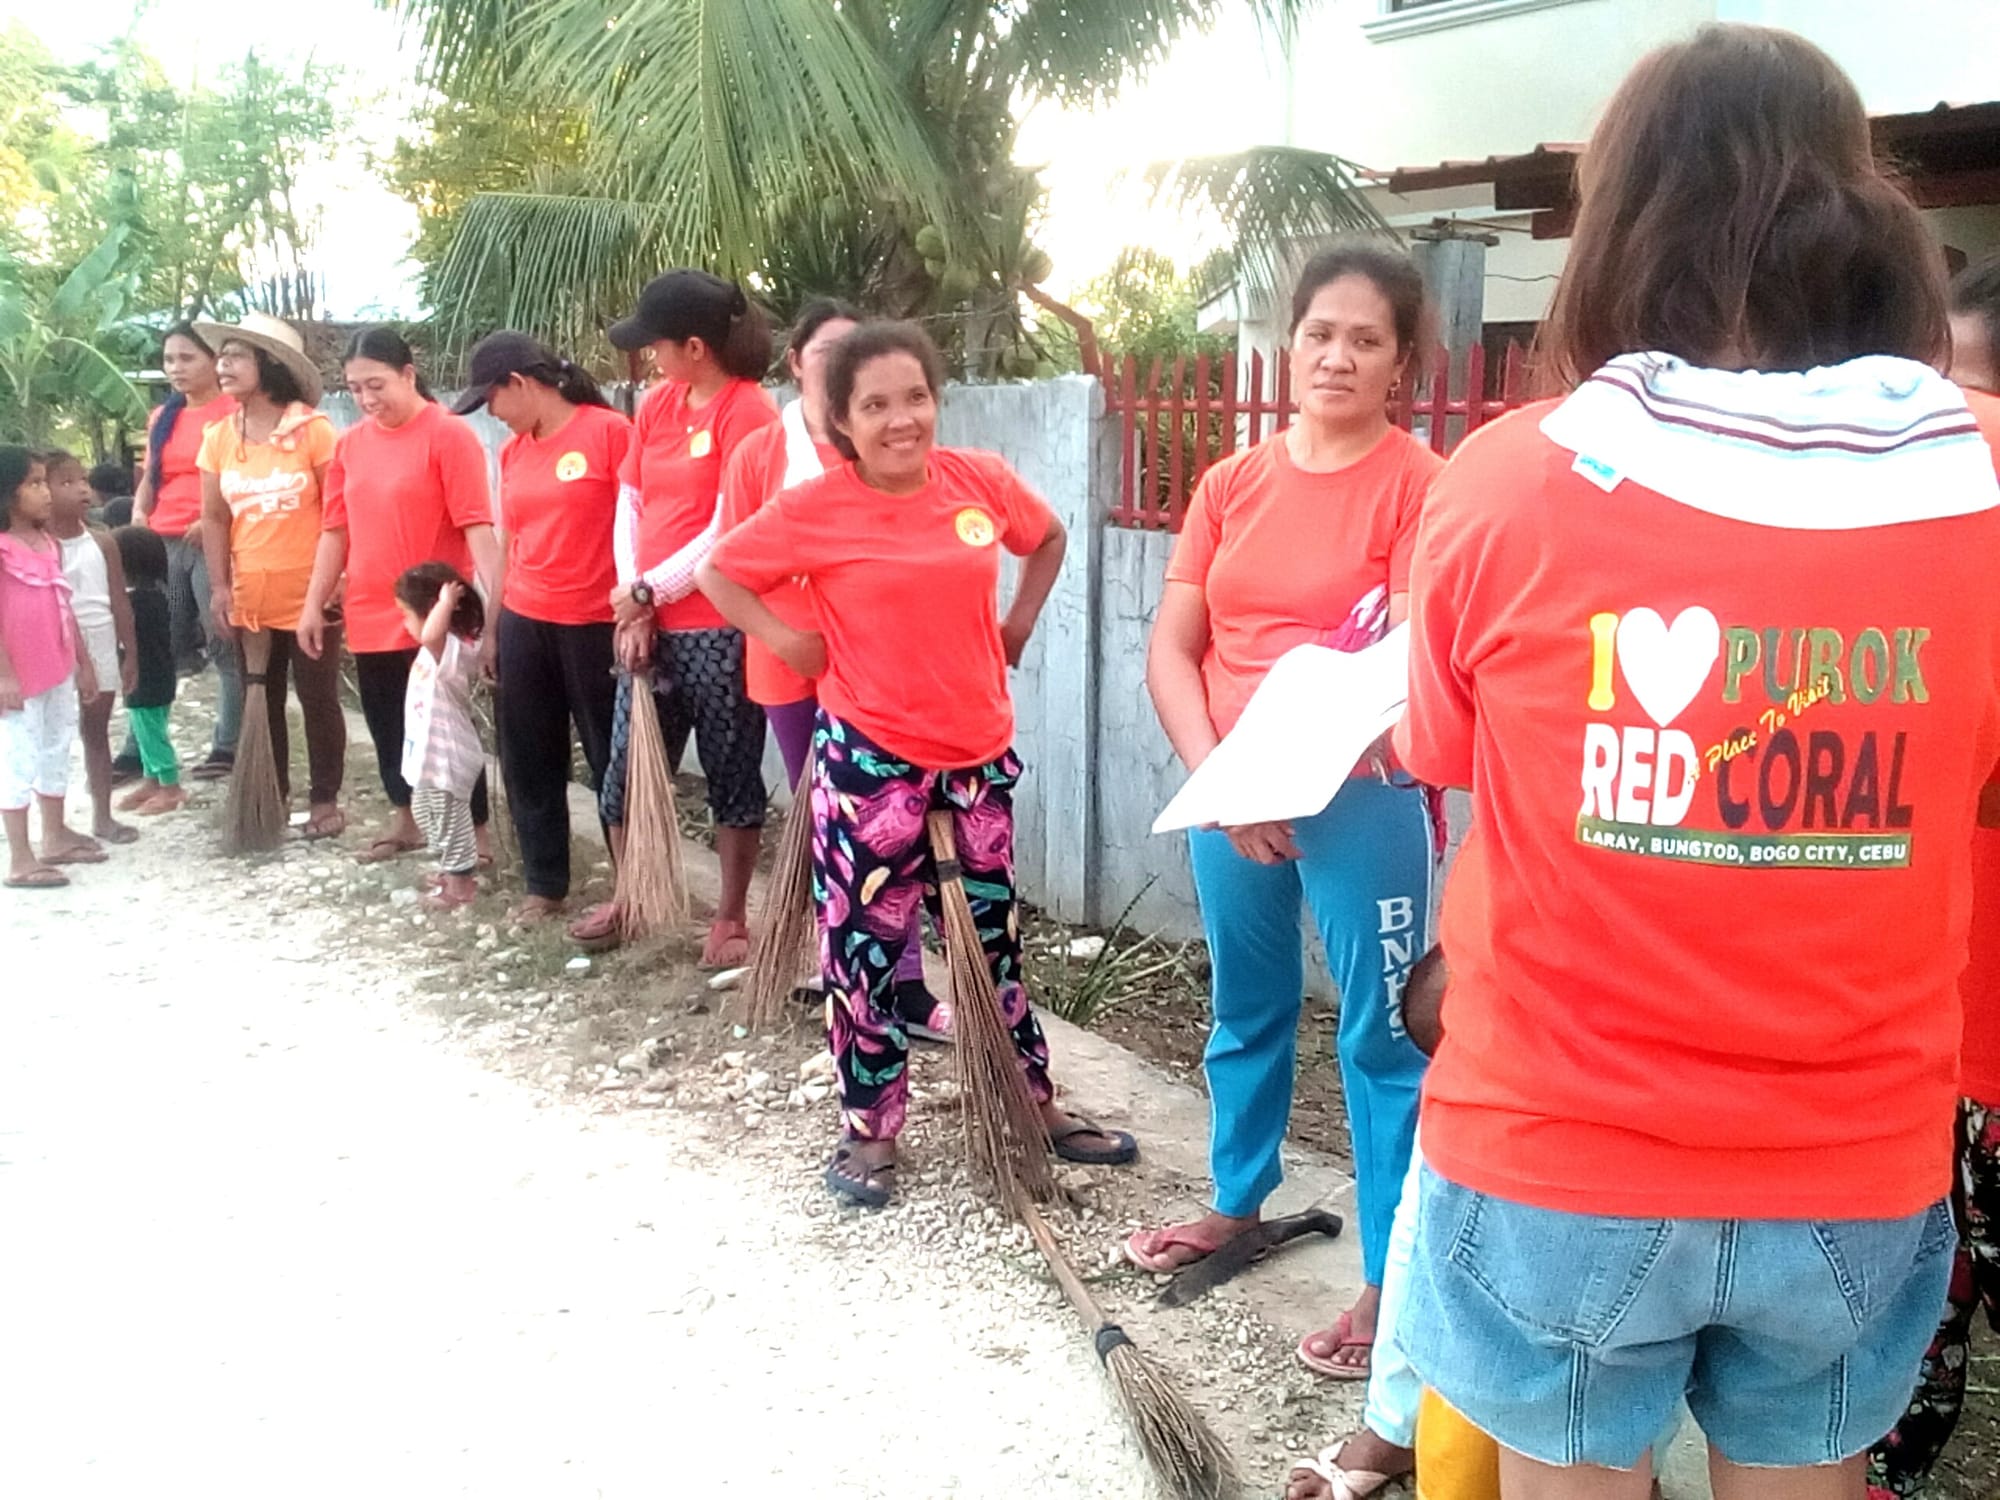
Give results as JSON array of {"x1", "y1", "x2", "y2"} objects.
[{"x1": 1019, "y1": 1194, "x2": 1120, "y2": 1343}]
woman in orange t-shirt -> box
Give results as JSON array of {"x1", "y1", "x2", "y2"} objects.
[
  {"x1": 699, "y1": 320, "x2": 1138, "y2": 1208},
  {"x1": 451, "y1": 330, "x2": 629, "y2": 922},
  {"x1": 192, "y1": 314, "x2": 345, "y2": 836},
  {"x1": 129, "y1": 324, "x2": 239, "y2": 780},
  {"x1": 298, "y1": 327, "x2": 499, "y2": 866},
  {"x1": 1394, "y1": 29, "x2": 2000, "y2": 1494},
  {"x1": 566, "y1": 270, "x2": 778, "y2": 963},
  {"x1": 1134, "y1": 246, "x2": 1442, "y2": 1436}
]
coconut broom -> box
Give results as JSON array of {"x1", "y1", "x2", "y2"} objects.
[
  {"x1": 221, "y1": 629, "x2": 284, "y2": 854},
  {"x1": 925, "y1": 807, "x2": 1055, "y2": 1206},
  {"x1": 925, "y1": 808, "x2": 1237, "y2": 1500},
  {"x1": 740, "y1": 760, "x2": 818, "y2": 1031},
  {"x1": 615, "y1": 670, "x2": 689, "y2": 941},
  {"x1": 1019, "y1": 1195, "x2": 1240, "y2": 1500}
]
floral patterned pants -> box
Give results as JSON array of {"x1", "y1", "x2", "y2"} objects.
[
  {"x1": 810, "y1": 711, "x2": 1051, "y2": 1141},
  {"x1": 1869, "y1": 1099, "x2": 2000, "y2": 1496}
]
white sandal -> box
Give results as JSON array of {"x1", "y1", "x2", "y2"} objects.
[{"x1": 1287, "y1": 1439, "x2": 1397, "y2": 1500}]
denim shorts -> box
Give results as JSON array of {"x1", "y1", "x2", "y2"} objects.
[{"x1": 1400, "y1": 1165, "x2": 1955, "y2": 1469}]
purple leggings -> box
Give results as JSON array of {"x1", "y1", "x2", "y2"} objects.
[{"x1": 767, "y1": 695, "x2": 927, "y2": 987}]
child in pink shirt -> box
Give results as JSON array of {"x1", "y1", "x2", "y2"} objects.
[{"x1": 0, "y1": 447, "x2": 102, "y2": 887}]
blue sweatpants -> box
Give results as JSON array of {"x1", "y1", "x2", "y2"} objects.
[{"x1": 1189, "y1": 777, "x2": 1433, "y2": 1285}]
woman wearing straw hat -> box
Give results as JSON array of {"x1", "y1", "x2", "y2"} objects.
[
  {"x1": 192, "y1": 312, "x2": 345, "y2": 835},
  {"x1": 297, "y1": 327, "x2": 498, "y2": 867},
  {"x1": 699, "y1": 319, "x2": 1137, "y2": 1207}
]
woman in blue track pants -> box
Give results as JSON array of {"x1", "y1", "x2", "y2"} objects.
[{"x1": 1131, "y1": 243, "x2": 1442, "y2": 1448}]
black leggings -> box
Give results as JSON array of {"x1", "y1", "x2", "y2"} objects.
[
  {"x1": 354, "y1": 647, "x2": 489, "y2": 824},
  {"x1": 493, "y1": 609, "x2": 617, "y2": 899},
  {"x1": 257, "y1": 627, "x2": 347, "y2": 806}
]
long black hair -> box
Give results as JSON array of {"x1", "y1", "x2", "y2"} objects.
[
  {"x1": 344, "y1": 326, "x2": 437, "y2": 402},
  {"x1": 0, "y1": 445, "x2": 42, "y2": 530},
  {"x1": 394, "y1": 560, "x2": 485, "y2": 639},
  {"x1": 148, "y1": 323, "x2": 216, "y2": 481},
  {"x1": 228, "y1": 344, "x2": 309, "y2": 409}
]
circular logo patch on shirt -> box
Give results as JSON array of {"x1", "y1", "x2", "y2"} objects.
[
  {"x1": 555, "y1": 451, "x2": 588, "y2": 482},
  {"x1": 688, "y1": 430, "x2": 714, "y2": 459},
  {"x1": 955, "y1": 508, "x2": 996, "y2": 548}
]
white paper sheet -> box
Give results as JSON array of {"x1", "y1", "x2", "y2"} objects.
[{"x1": 1152, "y1": 626, "x2": 1410, "y2": 834}]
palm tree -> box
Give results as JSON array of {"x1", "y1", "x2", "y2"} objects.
[{"x1": 387, "y1": 0, "x2": 1388, "y2": 373}]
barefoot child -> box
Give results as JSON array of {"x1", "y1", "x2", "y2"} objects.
[
  {"x1": 112, "y1": 525, "x2": 185, "y2": 815},
  {"x1": 0, "y1": 447, "x2": 102, "y2": 887},
  {"x1": 395, "y1": 562, "x2": 485, "y2": 910},
  {"x1": 46, "y1": 448, "x2": 138, "y2": 846}
]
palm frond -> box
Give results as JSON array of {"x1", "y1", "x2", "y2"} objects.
[
  {"x1": 428, "y1": 190, "x2": 669, "y2": 360},
  {"x1": 442, "y1": 0, "x2": 953, "y2": 279},
  {"x1": 1002, "y1": 0, "x2": 1319, "y2": 107},
  {"x1": 1145, "y1": 145, "x2": 1394, "y2": 297}
]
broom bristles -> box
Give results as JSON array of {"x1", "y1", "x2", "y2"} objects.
[
  {"x1": 221, "y1": 629, "x2": 284, "y2": 854},
  {"x1": 741, "y1": 761, "x2": 818, "y2": 1031},
  {"x1": 1019, "y1": 1195, "x2": 1239, "y2": 1500},
  {"x1": 926, "y1": 809, "x2": 1056, "y2": 1207},
  {"x1": 616, "y1": 672, "x2": 690, "y2": 940}
]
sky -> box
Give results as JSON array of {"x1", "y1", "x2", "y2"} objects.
[{"x1": 5, "y1": 0, "x2": 1286, "y2": 316}]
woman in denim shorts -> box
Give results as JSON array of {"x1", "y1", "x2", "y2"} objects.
[{"x1": 1391, "y1": 25, "x2": 2000, "y2": 1499}]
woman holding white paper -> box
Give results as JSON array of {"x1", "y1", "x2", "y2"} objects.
[{"x1": 1133, "y1": 243, "x2": 1441, "y2": 1472}]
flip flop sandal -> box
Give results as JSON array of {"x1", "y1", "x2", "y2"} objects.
[
  {"x1": 95, "y1": 825, "x2": 140, "y2": 845},
  {"x1": 1122, "y1": 1221, "x2": 1234, "y2": 1274},
  {"x1": 5, "y1": 867, "x2": 69, "y2": 889},
  {"x1": 42, "y1": 845, "x2": 108, "y2": 866},
  {"x1": 1297, "y1": 1313, "x2": 1373, "y2": 1380},
  {"x1": 894, "y1": 982, "x2": 954, "y2": 1045},
  {"x1": 138, "y1": 790, "x2": 188, "y2": 817},
  {"x1": 299, "y1": 811, "x2": 347, "y2": 840},
  {"x1": 568, "y1": 902, "x2": 624, "y2": 952},
  {"x1": 1288, "y1": 1439, "x2": 1399, "y2": 1500},
  {"x1": 824, "y1": 1143, "x2": 897, "y2": 1209},
  {"x1": 1049, "y1": 1117, "x2": 1138, "y2": 1167},
  {"x1": 700, "y1": 920, "x2": 751, "y2": 969},
  {"x1": 189, "y1": 755, "x2": 234, "y2": 782},
  {"x1": 420, "y1": 889, "x2": 477, "y2": 913},
  {"x1": 354, "y1": 836, "x2": 422, "y2": 865}
]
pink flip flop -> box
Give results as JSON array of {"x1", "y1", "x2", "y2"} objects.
[
  {"x1": 1297, "y1": 1311, "x2": 1373, "y2": 1380},
  {"x1": 1122, "y1": 1221, "x2": 1233, "y2": 1274}
]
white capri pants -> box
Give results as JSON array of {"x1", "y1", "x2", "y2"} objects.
[{"x1": 1, "y1": 678, "x2": 79, "y2": 811}]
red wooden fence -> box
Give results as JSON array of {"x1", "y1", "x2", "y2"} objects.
[{"x1": 1097, "y1": 341, "x2": 1533, "y2": 531}]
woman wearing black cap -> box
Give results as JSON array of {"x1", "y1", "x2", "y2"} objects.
[
  {"x1": 567, "y1": 270, "x2": 779, "y2": 962},
  {"x1": 454, "y1": 332, "x2": 630, "y2": 923}
]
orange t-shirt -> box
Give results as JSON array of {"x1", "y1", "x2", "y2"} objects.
[
  {"x1": 499, "y1": 404, "x2": 629, "y2": 626},
  {"x1": 1396, "y1": 398, "x2": 2000, "y2": 1221},
  {"x1": 145, "y1": 393, "x2": 238, "y2": 537},
  {"x1": 195, "y1": 407, "x2": 335, "y2": 631},
  {"x1": 323, "y1": 402, "x2": 493, "y2": 652},
  {"x1": 709, "y1": 448, "x2": 1053, "y2": 768},
  {"x1": 620, "y1": 377, "x2": 778, "y2": 632},
  {"x1": 718, "y1": 416, "x2": 843, "y2": 706},
  {"x1": 1166, "y1": 428, "x2": 1441, "y2": 736},
  {"x1": 1961, "y1": 827, "x2": 2000, "y2": 1107}
]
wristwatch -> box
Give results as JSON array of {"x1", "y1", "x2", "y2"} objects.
[{"x1": 630, "y1": 581, "x2": 655, "y2": 608}]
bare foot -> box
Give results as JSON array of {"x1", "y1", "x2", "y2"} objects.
[
  {"x1": 93, "y1": 814, "x2": 138, "y2": 844},
  {"x1": 116, "y1": 779, "x2": 161, "y2": 812},
  {"x1": 420, "y1": 872, "x2": 477, "y2": 911},
  {"x1": 138, "y1": 787, "x2": 188, "y2": 817}
]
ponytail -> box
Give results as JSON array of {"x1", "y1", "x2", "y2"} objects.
[
  {"x1": 551, "y1": 358, "x2": 612, "y2": 410},
  {"x1": 719, "y1": 293, "x2": 775, "y2": 380}
]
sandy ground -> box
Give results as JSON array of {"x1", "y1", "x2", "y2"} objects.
[{"x1": 0, "y1": 805, "x2": 1176, "y2": 1499}]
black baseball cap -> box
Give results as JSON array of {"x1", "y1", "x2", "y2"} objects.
[
  {"x1": 451, "y1": 331, "x2": 556, "y2": 414},
  {"x1": 607, "y1": 269, "x2": 744, "y2": 352}
]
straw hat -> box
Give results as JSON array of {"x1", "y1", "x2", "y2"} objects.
[{"x1": 192, "y1": 311, "x2": 324, "y2": 406}]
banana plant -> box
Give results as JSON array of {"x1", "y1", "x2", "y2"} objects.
[{"x1": 0, "y1": 224, "x2": 149, "y2": 445}]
